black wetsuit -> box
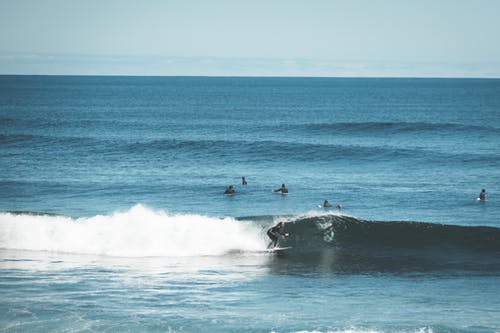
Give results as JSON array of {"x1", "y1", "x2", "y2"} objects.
[
  {"x1": 224, "y1": 187, "x2": 235, "y2": 194},
  {"x1": 267, "y1": 224, "x2": 285, "y2": 248}
]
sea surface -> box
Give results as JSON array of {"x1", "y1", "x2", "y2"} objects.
[{"x1": 1, "y1": 76, "x2": 500, "y2": 333}]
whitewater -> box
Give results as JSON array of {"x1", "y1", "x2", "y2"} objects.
[{"x1": 1, "y1": 205, "x2": 266, "y2": 257}]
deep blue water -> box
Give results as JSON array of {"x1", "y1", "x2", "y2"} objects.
[{"x1": 1, "y1": 76, "x2": 499, "y2": 332}]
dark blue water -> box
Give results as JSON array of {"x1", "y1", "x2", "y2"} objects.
[{"x1": 1, "y1": 76, "x2": 499, "y2": 332}]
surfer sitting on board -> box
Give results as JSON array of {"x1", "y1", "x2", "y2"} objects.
[
  {"x1": 267, "y1": 222, "x2": 289, "y2": 249},
  {"x1": 224, "y1": 185, "x2": 236, "y2": 195},
  {"x1": 479, "y1": 188, "x2": 487, "y2": 201},
  {"x1": 242, "y1": 176, "x2": 247, "y2": 185},
  {"x1": 273, "y1": 183, "x2": 288, "y2": 194},
  {"x1": 323, "y1": 199, "x2": 332, "y2": 207}
]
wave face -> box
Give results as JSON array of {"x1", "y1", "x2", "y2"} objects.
[
  {"x1": 282, "y1": 214, "x2": 500, "y2": 252},
  {"x1": 0, "y1": 205, "x2": 266, "y2": 257},
  {"x1": 277, "y1": 214, "x2": 500, "y2": 273}
]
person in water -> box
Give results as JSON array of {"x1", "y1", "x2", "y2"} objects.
[
  {"x1": 224, "y1": 185, "x2": 236, "y2": 195},
  {"x1": 242, "y1": 176, "x2": 247, "y2": 185},
  {"x1": 267, "y1": 222, "x2": 289, "y2": 249},
  {"x1": 274, "y1": 183, "x2": 288, "y2": 194},
  {"x1": 323, "y1": 199, "x2": 332, "y2": 207},
  {"x1": 479, "y1": 188, "x2": 487, "y2": 201}
]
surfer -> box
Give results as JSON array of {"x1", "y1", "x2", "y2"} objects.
[
  {"x1": 323, "y1": 199, "x2": 332, "y2": 207},
  {"x1": 267, "y1": 222, "x2": 289, "y2": 249},
  {"x1": 273, "y1": 183, "x2": 288, "y2": 194},
  {"x1": 479, "y1": 188, "x2": 487, "y2": 201},
  {"x1": 224, "y1": 185, "x2": 236, "y2": 195},
  {"x1": 242, "y1": 176, "x2": 247, "y2": 185}
]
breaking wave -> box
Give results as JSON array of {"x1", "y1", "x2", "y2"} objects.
[
  {"x1": 2, "y1": 207, "x2": 499, "y2": 272},
  {"x1": 0, "y1": 204, "x2": 266, "y2": 257}
]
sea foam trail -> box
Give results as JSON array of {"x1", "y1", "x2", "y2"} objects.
[{"x1": 0, "y1": 204, "x2": 266, "y2": 257}]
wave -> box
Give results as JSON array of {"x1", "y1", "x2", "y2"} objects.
[
  {"x1": 301, "y1": 121, "x2": 500, "y2": 135},
  {"x1": 2, "y1": 133, "x2": 498, "y2": 166},
  {"x1": 2, "y1": 207, "x2": 499, "y2": 272},
  {"x1": 281, "y1": 214, "x2": 500, "y2": 251},
  {"x1": 276, "y1": 214, "x2": 500, "y2": 272},
  {"x1": 127, "y1": 138, "x2": 499, "y2": 165}
]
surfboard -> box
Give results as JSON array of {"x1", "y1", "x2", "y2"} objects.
[
  {"x1": 317, "y1": 204, "x2": 332, "y2": 208},
  {"x1": 267, "y1": 246, "x2": 292, "y2": 252},
  {"x1": 272, "y1": 190, "x2": 288, "y2": 195},
  {"x1": 477, "y1": 197, "x2": 487, "y2": 202}
]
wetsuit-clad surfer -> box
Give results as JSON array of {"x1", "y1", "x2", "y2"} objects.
[
  {"x1": 274, "y1": 183, "x2": 288, "y2": 194},
  {"x1": 267, "y1": 222, "x2": 289, "y2": 249},
  {"x1": 224, "y1": 185, "x2": 236, "y2": 195},
  {"x1": 479, "y1": 188, "x2": 487, "y2": 201}
]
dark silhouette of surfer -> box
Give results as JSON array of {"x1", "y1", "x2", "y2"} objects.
[
  {"x1": 273, "y1": 183, "x2": 288, "y2": 194},
  {"x1": 267, "y1": 222, "x2": 289, "y2": 249},
  {"x1": 224, "y1": 185, "x2": 236, "y2": 195},
  {"x1": 479, "y1": 189, "x2": 487, "y2": 201}
]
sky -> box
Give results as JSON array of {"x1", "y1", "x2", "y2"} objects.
[{"x1": 0, "y1": 0, "x2": 499, "y2": 77}]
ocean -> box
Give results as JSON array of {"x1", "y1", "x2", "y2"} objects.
[{"x1": 1, "y1": 76, "x2": 499, "y2": 332}]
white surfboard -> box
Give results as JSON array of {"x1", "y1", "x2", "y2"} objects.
[
  {"x1": 267, "y1": 246, "x2": 292, "y2": 252},
  {"x1": 272, "y1": 190, "x2": 288, "y2": 195},
  {"x1": 318, "y1": 204, "x2": 332, "y2": 208}
]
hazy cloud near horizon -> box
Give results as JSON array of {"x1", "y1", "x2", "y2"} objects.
[{"x1": 1, "y1": 0, "x2": 499, "y2": 77}]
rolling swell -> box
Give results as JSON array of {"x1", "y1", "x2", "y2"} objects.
[
  {"x1": 128, "y1": 138, "x2": 498, "y2": 165},
  {"x1": 301, "y1": 121, "x2": 500, "y2": 135},
  {"x1": 2, "y1": 132, "x2": 498, "y2": 166},
  {"x1": 278, "y1": 215, "x2": 500, "y2": 273}
]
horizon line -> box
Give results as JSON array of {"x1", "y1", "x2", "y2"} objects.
[
  {"x1": 1, "y1": 73, "x2": 499, "y2": 80},
  {"x1": 1, "y1": 53, "x2": 499, "y2": 79}
]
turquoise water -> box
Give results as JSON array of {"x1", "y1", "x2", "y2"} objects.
[{"x1": 1, "y1": 76, "x2": 499, "y2": 332}]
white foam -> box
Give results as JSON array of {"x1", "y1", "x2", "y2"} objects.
[
  {"x1": 0, "y1": 204, "x2": 267, "y2": 257},
  {"x1": 294, "y1": 330, "x2": 382, "y2": 333},
  {"x1": 294, "y1": 327, "x2": 433, "y2": 333}
]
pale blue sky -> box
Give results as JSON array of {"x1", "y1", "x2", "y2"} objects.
[{"x1": 1, "y1": 0, "x2": 499, "y2": 77}]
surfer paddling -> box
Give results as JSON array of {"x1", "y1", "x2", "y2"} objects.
[
  {"x1": 224, "y1": 185, "x2": 236, "y2": 195},
  {"x1": 267, "y1": 222, "x2": 289, "y2": 249},
  {"x1": 273, "y1": 183, "x2": 288, "y2": 194}
]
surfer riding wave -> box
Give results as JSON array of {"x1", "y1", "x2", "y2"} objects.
[{"x1": 266, "y1": 222, "x2": 289, "y2": 249}]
